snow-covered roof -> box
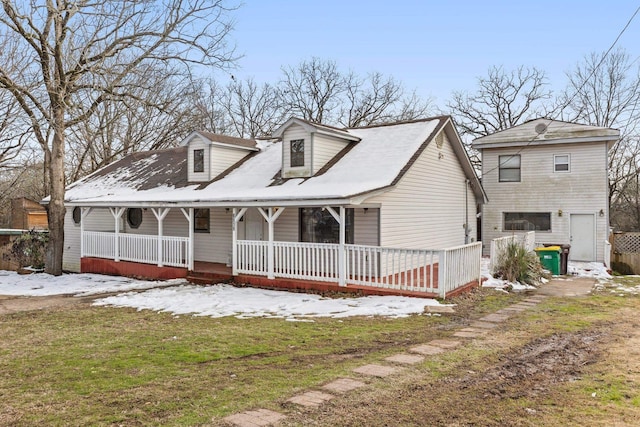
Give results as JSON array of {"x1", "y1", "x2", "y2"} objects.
[
  {"x1": 472, "y1": 118, "x2": 620, "y2": 149},
  {"x1": 179, "y1": 131, "x2": 258, "y2": 150},
  {"x1": 62, "y1": 116, "x2": 482, "y2": 207}
]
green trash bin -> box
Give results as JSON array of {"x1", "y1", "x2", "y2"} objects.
[{"x1": 535, "y1": 246, "x2": 561, "y2": 275}]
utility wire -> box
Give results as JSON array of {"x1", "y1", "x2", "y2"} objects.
[{"x1": 480, "y1": 6, "x2": 640, "y2": 178}]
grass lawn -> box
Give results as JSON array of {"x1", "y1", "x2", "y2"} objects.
[
  {"x1": 0, "y1": 288, "x2": 517, "y2": 426},
  {"x1": 3, "y1": 279, "x2": 640, "y2": 426}
]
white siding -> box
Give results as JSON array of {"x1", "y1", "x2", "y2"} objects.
[
  {"x1": 368, "y1": 130, "x2": 478, "y2": 249},
  {"x1": 481, "y1": 142, "x2": 609, "y2": 261},
  {"x1": 209, "y1": 145, "x2": 249, "y2": 179},
  {"x1": 191, "y1": 208, "x2": 231, "y2": 263},
  {"x1": 312, "y1": 134, "x2": 349, "y2": 174},
  {"x1": 282, "y1": 124, "x2": 311, "y2": 178},
  {"x1": 354, "y1": 207, "x2": 379, "y2": 246},
  {"x1": 274, "y1": 208, "x2": 298, "y2": 241},
  {"x1": 187, "y1": 136, "x2": 210, "y2": 182},
  {"x1": 63, "y1": 207, "x2": 115, "y2": 272}
]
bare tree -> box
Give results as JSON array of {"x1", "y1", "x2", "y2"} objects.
[
  {"x1": 223, "y1": 78, "x2": 285, "y2": 138},
  {"x1": 66, "y1": 72, "x2": 201, "y2": 181},
  {"x1": 560, "y1": 49, "x2": 640, "y2": 230},
  {"x1": 0, "y1": 0, "x2": 238, "y2": 275},
  {"x1": 278, "y1": 57, "x2": 346, "y2": 124},
  {"x1": 340, "y1": 72, "x2": 432, "y2": 127},
  {"x1": 447, "y1": 66, "x2": 553, "y2": 166}
]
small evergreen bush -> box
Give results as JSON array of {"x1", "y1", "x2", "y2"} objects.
[
  {"x1": 7, "y1": 230, "x2": 48, "y2": 270},
  {"x1": 493, "y1": 240, "x2": 544, "y2": 285}
]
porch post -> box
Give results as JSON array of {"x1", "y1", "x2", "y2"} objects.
[
  {"x1": 232, "y1": 208, "x2": 248, "y2": 276},
  {"x1": 152, "y1": 208, "x2": 170, "y2": 267},
  {"x1": 326, "y1": 206, "x2": 346, "y2": 286},
  {"x1": 79, "y1": 207, "x2": 92, "y2": 258},
  {"x1": 180, "y1": 208, "x2": 194, "y2": 270},
  {"x1": 258, "y1": 207, "x2": 285, "y2": 280},
  {"x1": 339, "y1": 206, "x2": 346, "y2": 286},
  {"x1": 109, "y1": 207, "x2": 125, "y2": 262}
]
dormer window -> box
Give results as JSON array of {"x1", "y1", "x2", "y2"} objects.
[
  {"x1": 193, "y1": 149, "x2": 204, "y2": 173},
  {"x1": 290, "y1": 139, "x2": 305, "y2": 167}
]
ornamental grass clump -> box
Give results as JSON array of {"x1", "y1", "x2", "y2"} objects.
[{"x1": 493, "y1": 240, "x2": 544, "y2": 285}]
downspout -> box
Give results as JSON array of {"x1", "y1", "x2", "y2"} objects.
[{"x1": 464, "y1": 179, "x2": 470, "y2": 244}]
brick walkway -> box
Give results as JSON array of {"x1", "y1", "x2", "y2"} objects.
[{"x1": 222, "y1": 293, "x2": 550, "y2": 426}]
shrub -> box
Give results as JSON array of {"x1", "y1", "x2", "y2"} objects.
[
  {"x1": 493, "y1": 240, "x2": 544, "y2": 285},
  {"x1": 6, "y1": 230, "x2": 49, "y2": 269}
]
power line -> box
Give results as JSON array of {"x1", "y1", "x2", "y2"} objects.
[{"x1": 480, "y1": 5, "x2": 640, "y2": 178}]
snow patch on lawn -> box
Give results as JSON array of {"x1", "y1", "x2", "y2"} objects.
[
  {"x1": 0, "y1": 270, "x2": 179, "y2": 296},
  {"x1": 0, "y1": 270, "x2": 448, "y2": 320},
  {"x1": 93, "y1": 284, "x2": 446, "y2": 320}
]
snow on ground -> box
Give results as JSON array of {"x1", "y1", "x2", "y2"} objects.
[
  {"x1": 481, "y1": 258, "x2": 612, "y2": 292},
  {"x1": 94, "y1": 284, "x2": 445, "y2": 320},
  {"x1": 0, "y1": 270, "x2": 447, "y2": 320},
  {"x1": 0, "y1": 270, "x2": 180, "y2": 296}
]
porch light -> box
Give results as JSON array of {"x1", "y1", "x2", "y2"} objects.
[{"x1": 599, "y1": 209, "x2": 605, "y2": 217}]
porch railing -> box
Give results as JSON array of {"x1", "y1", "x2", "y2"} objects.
[
  {"x1": 274, "y1": 241, "x2": 339, "y2": 281},
  {"x1": 235, "y1": 240, "x2": 482, "y2": 298},
  {"x1": 236, "y1": 240, "x2": 268, "y2": 275},
  {"x1": 439, "y1": 242, "x2": 482, "y2": 297},
  {"x1": 82, "y1": 231, "x2": 189, "y2": 268},
  {"x1": 345, "y1": 245, "x2": 440, "y2": 293}
]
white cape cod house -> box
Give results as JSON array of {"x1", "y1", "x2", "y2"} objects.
[{"x1": 58, "y1": 116, "x2": 486, "y2": 297}]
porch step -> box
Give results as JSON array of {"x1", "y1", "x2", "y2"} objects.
[{"x1": 186, "y1": 271, "x2": 233, "y2": 285}]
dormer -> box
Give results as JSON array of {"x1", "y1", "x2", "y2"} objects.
[
  {"x1": 181, "y1": 131, "x2": 258, "y2": 182},
  {"x1": 272, "y1": 118, "x2": 361, "y2": 179}
]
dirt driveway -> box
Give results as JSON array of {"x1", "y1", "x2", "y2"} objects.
[{"x1": 0, "y1": 294, "x2": 94, "y2": 315}]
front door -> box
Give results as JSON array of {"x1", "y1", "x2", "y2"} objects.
[
  {"x1": 570, "y1": 214, "x2": 596, "y2": 261},
  {"x1": 245, "y1": 209, "x2": 264, "y2": 241}
]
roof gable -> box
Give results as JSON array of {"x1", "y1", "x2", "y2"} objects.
[
  {"x1": 472, "y1": 118, "x2": 620, "y2": 149},
  {"x1": 272, "y1": 117, "x2": 361, "y2": 142},
  {"x1": 180, "y1": 131, "x2": 258, "y2": 150}
]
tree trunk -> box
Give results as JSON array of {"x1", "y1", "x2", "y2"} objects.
[{"x1": 45, "y1": 117, "x2": 66, "y2": 275}]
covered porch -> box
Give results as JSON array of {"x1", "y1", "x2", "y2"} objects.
[{"x1": 75, "y1": 204, "x2": 482, "y2": 298}]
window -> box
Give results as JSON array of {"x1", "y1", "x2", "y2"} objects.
[
  {"x1": 300, "y1": 207, "x2": 354, "y2": 244},
  {"x1": 554, "y1": 154, "x2": 570, "y2": 172},
  {"x1": 194, "y1": 208, "x2": 210, "y2": 233},
  {"x1": 499, "y1": 155, "x2": 521, "y2": 182},
  {"x1": 504, "y1": 212, "x2": 551, "y2": 231},
  {"x1": 126, "y1": 208, "x2": 143, "y2": 229},
  {"x1": 72, "y1": 207, "x2": 81, "y2": 225},
  {"x1": 193, "y1": 149, "x2": 204, "y2": 173},
  {"x1": 290, "y1": 139, "x2": 305, "y2": 167}
]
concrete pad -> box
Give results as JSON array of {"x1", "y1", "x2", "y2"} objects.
[
  {"x1": 470, "y1": 321, "x2": 499, "y2": 329},
  {"x1": 424, "y1": 305, "x2": 456, "y2": 314},
  {"x1": 429, "y1": 339, "x2": 462, "y2": 349},
  {"x1": 353, "y1": 364, "x2": 401, "y2": 377},
  {"x1": 479, "y1": 313, "x2": 510, "y2": 323},
  {"x1": 410, "y1": 344, "x2": 445, "y2": 355},
  {"x1": 385, "y1": 353, "x2": 425, "y2": 365},
  {"x1": 514, "y1": 302, "x2": 538, "y2": 307},
  {"x1": 537, "y1": 277, "x2": 596, "y2": 297},
  {"x1": 453, "y1": 330, "x2": 486, "y2": 338},
  {"x1": 459, "y1": 327, "x2": 488, "y2": 334},
  {"x1": 322, "y1": 378, "x2": 366, "y2": 394},
  {"x1": 224, "y1": 408, "x2": 286, "y2": 427},
  {"x1": 500, "y1": 306, "x2": 527, "y2": 312},
  {"x1": 287, "y1": 390, "x2": 334, "y2": 407}
]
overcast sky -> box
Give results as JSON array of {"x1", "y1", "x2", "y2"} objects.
[{"x1": 223, "y1": 1, "x2": 640, "y2": 109}]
